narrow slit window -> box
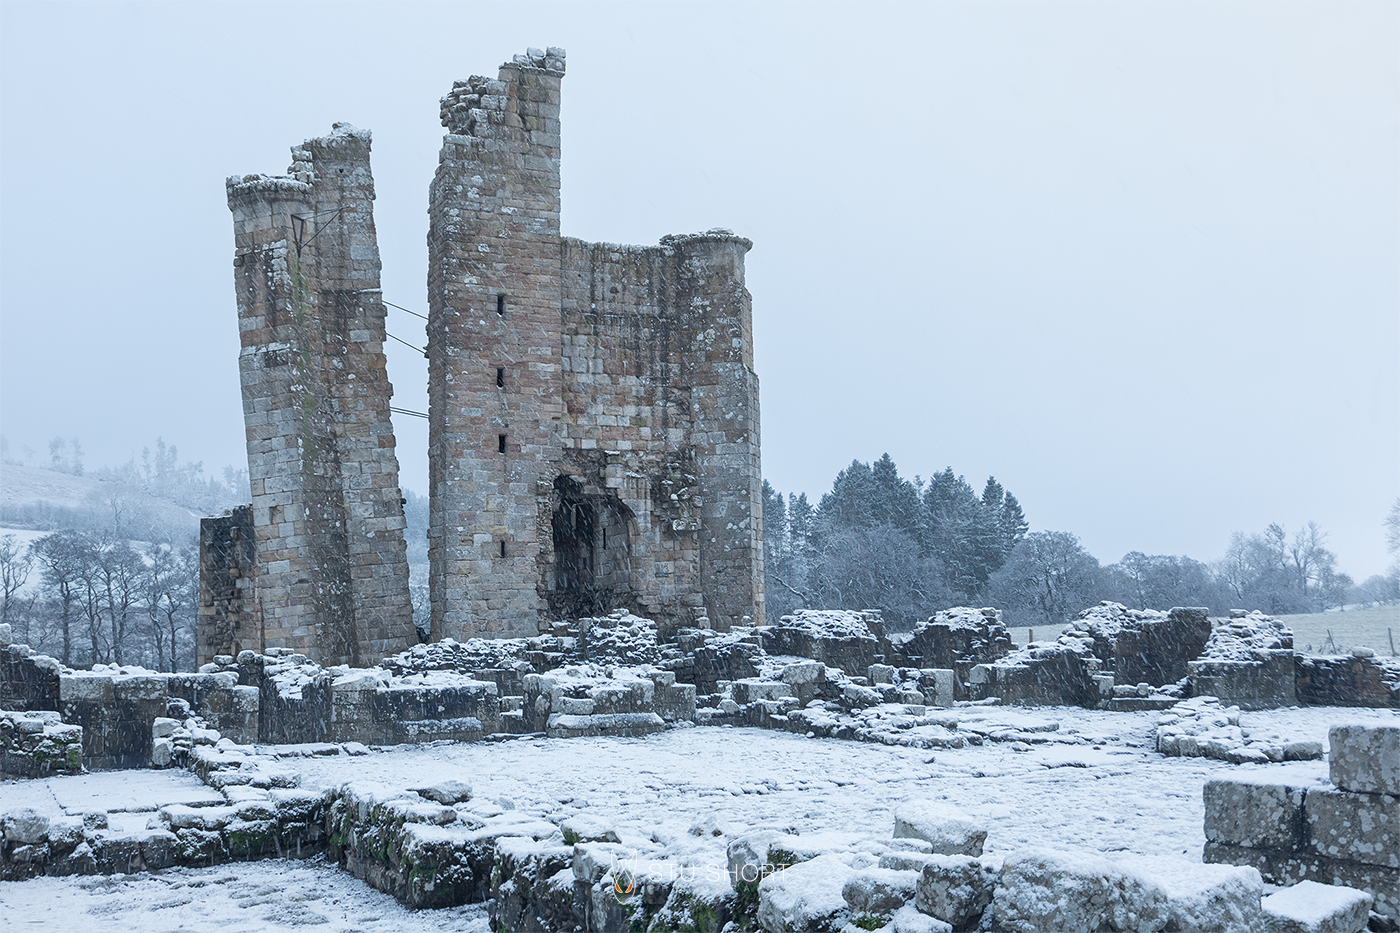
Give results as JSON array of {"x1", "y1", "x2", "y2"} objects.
[
  {"x1": 496, "y1": 294, "x2": 506, "y2": 316},
  {"x1": 602, "y1": 528, "x2": 607, "y2": 549},
  {"x1": 499, "y1": 540, "x2": 507, "y2": 558},
  {"x1": 498, "y1": 434, "x2": 507, "y2": 454},
  {"x1": 496, "y1": 367, "x2": 504, "y2": 388}
]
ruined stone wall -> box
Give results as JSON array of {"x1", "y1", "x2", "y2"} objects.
[
  {"x1": 556, "y1": 235, "x2": 762, "y2": 634},
  {"x1": 227, "y1": 125, "x2": 414, "y2": 666},
  {"x1": 427, "y1": 48, "x2": 762, "y2": 640},
  {"x1": 197, "y1": 505, "x2": 259, "y2": 664}
]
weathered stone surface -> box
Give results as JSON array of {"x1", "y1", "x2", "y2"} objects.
[
  {"x1": 222, "y1": 122, "x2": 415, "y2": 668},
  {"x1": 1296, "y1": 654, "x2": 1400, "y2": 709},
  {"x1": 841, "y1": 866, "x2": 918, "y2": 916},
  {"x1": 914, "y1": 854, "x2": 996, "y2": 928},
  {"x1": 993, "y1": 848, "x2": 1169, "y2": 933},
  {"x1": 3, "y1": 808, "x2": 51, "y2": 844},
  {"x1": 762, "y1": 611, "x2": 885, "y2": 676},
  {"x1": 560, "y1": 814, "x2": 620, "y2": 844},
  {"x1": 1122, "y1": 856, "x2": 1266, "y2": 933},
  {"x1": 1062, "y1": 602, "x2": 1211, "y2": 687},
  {"x1": 756, "y1": 853, "x2": 854, "y2": 933},
  {"x1": 1203, "y1": 779, "x2": 1307, "y2": 850},
  {"x1": 894, "y1": 608, "x2": 1012, "y2": 685},
  {"x1": 1189, "y1": 612, "x2": 1296, "y2": 709},
  {"x1": 727, "y1": 830, "x2": 803, "y2": 891},
  {"x1": 411, "y1": 779, "x2": 473, "y2": 805},
  {"x1": 1261, "y1": 880, "x2": 1372, "y2": 933},
  {"x1": 1203, "y1": 842, "x2": 1400, "y2": 921},
  {"x1": 1328, "y1": 724, "x2": 1400, "y2": 796},
  {"x1": 733, "y1": 679, "x2": 795, "y2": 704},
  {"x1": 892, "y1": 803, "x2": 987, "y2": 856},
  {"x1": 1305, "y1": 786, "x2": 1399, "y2": 868},
  {"x1": 967, "y1": 641, "x2": 1102, "y2": 707}
]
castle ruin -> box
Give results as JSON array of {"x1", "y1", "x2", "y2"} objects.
[
  {"x1": 203, "y1": 47, "x2": 764, "y2": 662},
  {"x1": 426, "y1": 48, "x2": 764, "y2": 640}
]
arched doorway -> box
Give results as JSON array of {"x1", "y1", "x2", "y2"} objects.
[{"x1": 550, "y1": 475, "x2": 635, "y2": 618}]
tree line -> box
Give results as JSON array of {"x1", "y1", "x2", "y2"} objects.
[
  {"x1": 1, "y1": 530, "x2": 197, "y2": 672},
  {"x1": 764, "y1": 455, "x2": 1396, "y2": 629},
  {"x1": 0, "y1": 435, "x2": 250, "y2": 672}
]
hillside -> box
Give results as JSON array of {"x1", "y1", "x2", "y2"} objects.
[{"x1": 0, "y1": 463, "x2": 214, "y2": 542}]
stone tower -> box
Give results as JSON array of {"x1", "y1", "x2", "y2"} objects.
[
  {"x1": 427, "y1": 48, "x2": 764, "y2": 640},
  {"x1": 222, "y1": 124, "x2": 415, "y2": 666}
]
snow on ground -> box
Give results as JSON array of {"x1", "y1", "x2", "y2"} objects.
[
  {"x1": 1, "y1": 704, "x2": 1395, "y2": 931},
  {"x1": 0, "y1": 857, "x2": 494, "y2": 933}
]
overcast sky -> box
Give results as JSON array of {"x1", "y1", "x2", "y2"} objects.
[{"x1": 1, "y1": 2, "x2": 1396, "y2": 579}]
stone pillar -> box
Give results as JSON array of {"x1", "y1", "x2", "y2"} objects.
[
  {"x1": 226, "y1": 124, "x2": 414, "y2": 666},
  {"x1": 428, "y1": 49, "x2": 567, "y2": 640}
]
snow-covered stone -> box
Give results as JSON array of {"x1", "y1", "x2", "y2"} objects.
[
  {"x1": 841, "y1": 866, "x2": 918, "y2": 915},
  {"x1": 728, "y1": 829, "x2": 804, "y2": 889},
  {"x1": 993, "y1": 848, "x2": 1169, "y2": 933},
  {"x1": 781, "y1": 661, "x2": 826, "y2": 685},
  {"x1": 1203, "y1": 779, "x2": 1308, "y2": 850},
  {"x1": 1121, "y1": 856, "x2": 1265, "y2": 933},
  {"x1": 152, "y1": 717, "x2": 180, "y2": 738},
  {"x1": 1328, "y1": 723, "x2": 1400, "y2": 796},
  {"x1": 560, "y1": 813, "x2": 620, "y2": 844},
  {"x1": 757, "y1": 853, "x2": 855, "y2": 933},
  {"x1": 1261, "y1": 880, "x2": 1372, "y2": 933},
  {"x1": 892, "y1": 802, "x2": 986, "y2": 856},
  {"x1": 411, "y1": 779, "x2": 473, "y2": 805},
  {"x1": 2, "y1": 808, "x2": 50, "y2": 844},
  {"x1": 913, "y1": 854, "x2": 996, "y2": 928},
  {"x1": 1156, "y1": 696, "x2": 1319, "y2": 764}
]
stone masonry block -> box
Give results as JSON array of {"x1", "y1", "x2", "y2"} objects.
[
  {"x1": 1261, "y1": 880, "x2": 1372, "y2": 933},
  {"x1": 1328, "y1": 724, "x2": 1400, "y2": 796},
  {"x1": 1305, "y1": 787, "x2": 1399, "y2": 868},
  {"x1": 915, "y1": 854, "x2": 996, "y2": 928},
  {"x1": 1203, "y1": 779, "x2": 1306, "y2": 850},
  {"x1": 892, "y1": 802, "x2": 986, "y2": 857}
]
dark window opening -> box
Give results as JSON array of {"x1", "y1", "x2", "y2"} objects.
[
  {"x1": 496, "y1": 367, "x2": 504, "y2": 388},
  {"x1": 496, "y1": 294, "x2": 506, "y2": 315},
  {"x1": 498, "y1": 434, "x2": 507, "y2": 454},
  {"x1": 499, "y1": 540, "x2": 507, "y2": 558},
  {"x1": 602, "y1": 528, "x2": 607, "y2": 549}
]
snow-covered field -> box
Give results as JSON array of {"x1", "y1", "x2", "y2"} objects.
[{"x1": 2, "y1": 704, "x2": 1395, "y2": 931}]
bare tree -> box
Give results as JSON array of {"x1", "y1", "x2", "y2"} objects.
[
  {"x1": 0, "y1": 534, "x2": 34, "y2": 628},
  {"x1": 143, "y1": 545, "x2": 179, "y2": 671},
  {"x1": 987, "y1": 530, "x2": 1107, "y2": 627},
  {"x1": 31, "y1": 531, "x2": 86, "y2": 665}
]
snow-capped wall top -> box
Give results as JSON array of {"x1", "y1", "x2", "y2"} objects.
[
  {"x1": 770, "y1": 609, "x2": 880, "y2": 642},
  {"x1": 1200, "y1": 611, "x2": 1294, "y2": 661},
  {"x1": 1066, "y1": 601, "x2": 1170, "y2": 640},
  {"x1": 925, "y1": 607, "x2": 1004, "y2": 632}
]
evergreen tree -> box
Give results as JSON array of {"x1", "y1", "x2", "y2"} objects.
[
  {"x1": 818, "y1": 460, "x2": 876, "y2": 532},
  {"x1": 999, "y1": 492, "x2": 1029, "y2": 555}
]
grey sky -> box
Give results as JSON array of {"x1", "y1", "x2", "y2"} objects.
[{"x1": 1, "y1": 2, "x2": 1396, "y2": 579}]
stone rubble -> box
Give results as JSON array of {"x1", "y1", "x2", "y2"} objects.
[
  {"x1": 0, "y1": 709, "x2": 82, "y2": 778},
  {"x1": 1156, "y1": 696, "x2": 1323, "y2": 764}
]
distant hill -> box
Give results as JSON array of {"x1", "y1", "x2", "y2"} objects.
[{"x1": 0, "y1": 463, "x2": 220, "y2": 543}]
